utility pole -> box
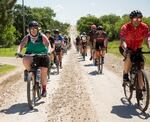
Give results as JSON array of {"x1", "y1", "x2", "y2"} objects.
[{"x1": 22, "y1": 0, "x2": 25, "y2": 37}]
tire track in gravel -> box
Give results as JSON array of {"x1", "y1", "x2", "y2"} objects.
[{"x1": 47, "y1": 48, "x2": 97, "y2": 122}]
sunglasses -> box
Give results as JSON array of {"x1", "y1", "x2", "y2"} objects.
[
  {"x1": 30, "y1": 27, "x2": 38, "y2": 31},
  {"x1": 132, "y1": 18, "x2": 142, "y2": 22}
]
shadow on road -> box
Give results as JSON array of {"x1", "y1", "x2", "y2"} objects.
[
  {"x1": 0, "y1": 101, "x2": 45, "y2": 115},
  {"x1": 84, "y1": 63, "x2": 93, "y2": 67},
  {"x1": 111, "y1": 97, "x2": 150, "y2": 120},
  {"x1": 88, "y1": 70, "x2": 98, "y2": 76}
]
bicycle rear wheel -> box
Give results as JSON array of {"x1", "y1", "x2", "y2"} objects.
[
  {"x1": 27, "y1": 73, "x2": 35, "y2": 109},
  {"x1": 97, "y1": 57, "x2": 103, "y2": 74},
  {"x1": 82, "y1": 52, "x2": 85, "y2": 61},
  {"x1": 137, "y1": 70, "x2": 150, "y2": 112},
  {"x1": 123, "y1": 82, "x2": 133, "y2": 102}
]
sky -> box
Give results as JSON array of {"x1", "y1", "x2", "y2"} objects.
[{"x1": 17, "y1": 0, "x2": 150, "y2": 25}]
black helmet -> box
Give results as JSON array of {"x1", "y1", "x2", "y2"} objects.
[
  {"x1": 129, "y1": 10, "x2": 143, "y2": 19},
  {"x1": 97, "y1": 26, "x2": 103, "y2": 30},
  {"x1": 28, "y1": 21, "x2": 39, "y2": 28},
  {"x1": 82, "y1": 32, "x2": 86, "y2": 35},
  {"x1": 45, "y1": 29, "x2": 51, "y2": 34},
  {"x1": 54, "y1": 29, "x2": 59, "y2": 33}
]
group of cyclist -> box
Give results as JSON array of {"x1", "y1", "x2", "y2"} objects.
[
  {"x1": 16, "y1": 10, "x2": 150, "y2": 101},
  {"x1": 75, "y1": 23, "x2": 108, "y2": 65},
  {"x1": 75, "y1": 10, "x2": 150, "y2": 100},
  {"x1": 17, "y1": 21, "x2": 70, "y2": 97}
]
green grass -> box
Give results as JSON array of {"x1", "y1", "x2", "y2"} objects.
[
  {"x1": 0, "y1": 46, "x2": 25, "y2": 57},
  {"x1": 108, "y1": 40, "x2": 150, "y2": 67},
  {"x1": 0, "y1": 64, "x2": 16, "y2": 75}
]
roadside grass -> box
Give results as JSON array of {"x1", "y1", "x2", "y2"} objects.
[
  {"x1": 0, "y1": 46, "x2": 25, "y2": 57},
  {"x1": 108, "y1": 40, "x2": 150, "y2": 67},
  {"x1": 0, "y1": 64, "x2": 16, "y2": 76}
]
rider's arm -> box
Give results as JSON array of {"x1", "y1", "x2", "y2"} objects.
[
  {"x1": 144, "y1": 29, "x2": 150, "y2": 50},
  {"x1": 120, "y1": 25, "x2": 127, "y2": 51},
  {"x1": 42, "y1": 34, "x2": 51, "y2": 54},
  {"x1": 17, "y1": 35, "x2": 28, "y2": 53}
]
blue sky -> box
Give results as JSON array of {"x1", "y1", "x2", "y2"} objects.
[{"x1": 17, "y1": 0, "x2": 150, "y2": 24}]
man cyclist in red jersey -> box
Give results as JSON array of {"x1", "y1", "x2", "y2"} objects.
[{"x1": 119, "y1": 10, "x2": 150, "y2": 99}]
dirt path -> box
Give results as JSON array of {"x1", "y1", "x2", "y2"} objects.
[{"x1": 0, "y1": 26, "x2": 150, "y2": 122}]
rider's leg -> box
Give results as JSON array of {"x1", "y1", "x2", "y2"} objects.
[
  {"x1": 59, "y1": 51, "x2": 62, "y2": 69},
  {"x1": 23, "y1": 56, "x2": 32, "y2": 71},
  {"x1": 23, "y1": 57, "x2": 32, "y2": 81},
  {"x1": 89, "y1": 42, "x2": 93, "y2": 60},
  {"x1": 50, "y1": 53, "x2": 54, "y2": 65},
  {"x1": 101, "y1": 49, "x2": 105, "y2": 64},
  {"x1": 41, "y1": 67, "x2": 48, "y2": 96},
  {"x1": 123, "y1": 54, "x2": 132, "y2": 81}
]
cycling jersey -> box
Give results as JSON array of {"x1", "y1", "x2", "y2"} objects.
[
  {"x1": 54, "y1": 35, "x2": 63, "y2": 52},
  {"x1": 20, "y1": 33, "x2": 49, "y2": 54},
  {"x1": 95, "y1": 31, "x2": 107, "y2": 42},
  {"x1": 120, "y1": 22, "x2": 149, "y2": 51},
  {"x1": 81, "y1": 35, "x2": 87, "y2": 48}
]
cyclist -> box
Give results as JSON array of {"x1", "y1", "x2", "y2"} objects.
[
  {"x1": 53, "y1": 29, "x2": 64, "y2": 69},
  {"x1": 94, "y1": 25, "x2": 108, "y2": 65},
  {"x1": 45, "y1": 30, "x2": 55, "y2": 65},
  {"x1": 75, "y1": 35, "x2": 81, "y2": 52},
  {"x1": 119, "y1": 10, "x2": 150, "y2": 99},
  {"x1": 17, "y1": 21, "x2": 51, "y2": 97},
  {"x1": 80, "y1": 32, "x2": 88, "y2": 57},
  {"x1": 88, "y1": 24, "x2": 97, "y2": 60}
]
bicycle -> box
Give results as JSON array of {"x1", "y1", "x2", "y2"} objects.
[
  {"x1": 123, "y1": 49, "x2": 150, "y2": 112},
  {"x1": 18, "y1": 53, "x2": 48, "y2": 109}
]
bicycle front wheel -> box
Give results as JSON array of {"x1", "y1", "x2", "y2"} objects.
[
  {"x1": 123, "y1": 82, "x2": 133, "y2": 102},
  {"x1": 27, "y1": 73, "x2": 35, "y2": 109},
  {"x1": 137, "y1": 70, "x2": 150, "y2": 112}
]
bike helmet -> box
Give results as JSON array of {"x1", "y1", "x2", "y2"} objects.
[
  {"x1": 54, "y1": 29, "x2": 59, "y2": 34},
  {"x1": 28, "y1": 21, "x2": 39, "y2": 28},
  {"x1": 45, "y1": 29, "x2": 51, "y2": 34},
  {"x1": 97, "y1": 26, "x2": 103, "y2": 30},
  {"x1": 91, "y1": 24, "x2": 97, "y2": 29},
  {"x1": 82, "y1": 32, "x2": 86, "y2": 35},
  {"x1": 129, "y1": 10, "x2": 143, "y2": 19}
]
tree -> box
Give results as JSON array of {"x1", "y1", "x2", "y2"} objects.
[{"x1": 0, "y1": 0, "x2": 17, "y2": 47}]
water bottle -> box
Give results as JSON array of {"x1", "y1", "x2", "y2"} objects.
[{"x1": 36, "y1": 69, "x2": 41, "y2": 83}]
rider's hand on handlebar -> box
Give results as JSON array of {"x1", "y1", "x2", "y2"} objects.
[{"x1": 15, "y1": 52, "x2": 22, "y2": 58}]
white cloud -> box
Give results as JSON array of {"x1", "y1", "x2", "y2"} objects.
[{"x1": 54, "y1": 4, "x2": 64, "y2": 13}]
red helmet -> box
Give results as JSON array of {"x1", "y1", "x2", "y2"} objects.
[{"x1": 91, "y1": 24, "x2": 96, "y2": 29}]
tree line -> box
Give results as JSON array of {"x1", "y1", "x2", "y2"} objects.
[
  {"x1": 76, "y1": 14, "x2": 150, "y2": 41},
  {"x1": 0, "y1": 0, "x2": 70, "y2": 47}
]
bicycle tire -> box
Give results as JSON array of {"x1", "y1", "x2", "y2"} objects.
[
  {"x1": 97, "y1": 57, "x2": 103, "y2": 74},
  {"x1": 27, "y1": 73, "x2": 35, "y2": 109},
  {"x1": 123, "y1": 81, "x2": 133, "y2": 102},
  {"x1": 36, "y1": 82, "x2": 42, "y2": 100},
  {"x1": 137, "y1": 70, "x2": 150, "y2": 112},
  {"x1": 82, "y1": 52, "x2": 85, "y2": 61}
]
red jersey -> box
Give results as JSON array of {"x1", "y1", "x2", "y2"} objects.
[{"x1": 120, "y1": 22, "x2": 149, "y2": 51}]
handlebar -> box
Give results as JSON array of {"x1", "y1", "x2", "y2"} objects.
[
  {"x1": 141, "y1": 51, "x2": 150, "y2": 54},
  {"x1": 16, "y1": 53, "x2": 49, "y2": 58}
]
